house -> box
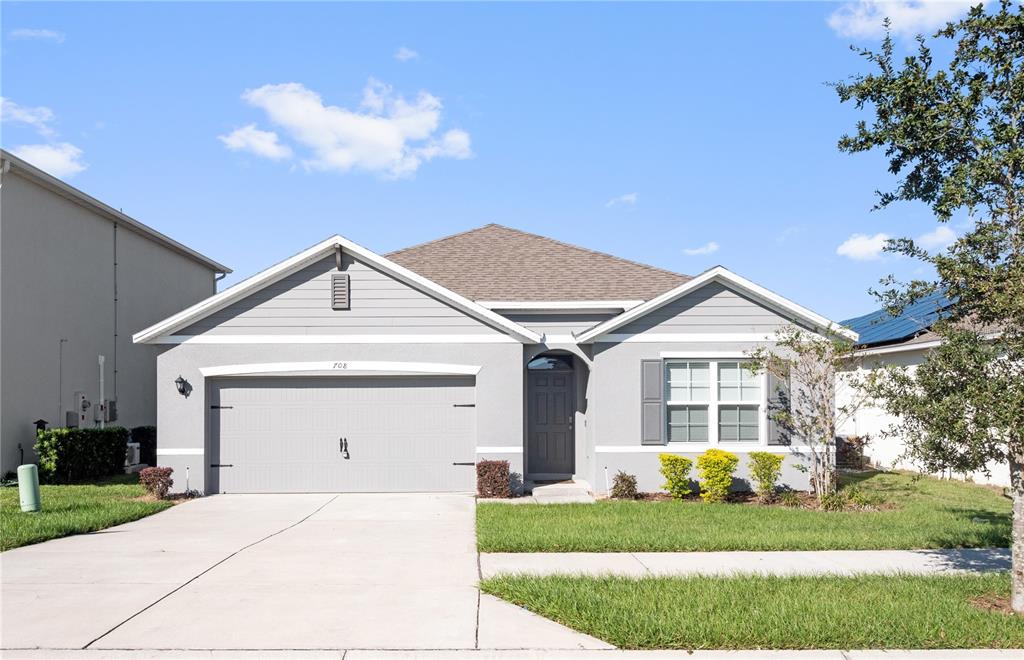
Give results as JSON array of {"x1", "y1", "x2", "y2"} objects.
[
  {"x1": 0, "y1": 150, "x2": 230, "y2": 475},
  {"x1": 837, "y1": 294, "x2": 1010, "y2": 487},
  {"x1": 134, "y1": 224, "x2": 855, "y2": 494}
]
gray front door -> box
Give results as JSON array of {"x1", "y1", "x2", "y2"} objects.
[{"x1": 527, "y1": 369, "x2": 574, "y2": 476}]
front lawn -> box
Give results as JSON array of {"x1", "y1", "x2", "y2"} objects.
[
  {"x1": 0, "y1": 474, "x2": 172, "y2": 551},
  {"x1": 477, "y1": 471, "x2": 1010, "y2": 552},
  {"x1": 481, "y1": 573, "x2": 1024, "y2": 649}
]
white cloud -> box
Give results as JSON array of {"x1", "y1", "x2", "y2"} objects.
[
  {"x1": 605, "y1": 192, "x2": 638, "y2": 208},
  {"x1": 218, "y1": 124, "x2": 293, "y2": 160},
  {"x1": 9, "y1": 28, "x2": 65, "y2": 43},
  {"x1": 394, "y1": 46, "x2": 419, "y2": 62},
  {"x1": 836, "y1": 232, "x2": 890, "y2": 260},
  {"x1": 683, "y1": 241, "x2": 720, "y2": 256},
  {"x1": 1, "y1": 97, "x2": 56, "y2": 136},
  {"x1": 10, "y1": 143, "x2": 86, "y2": 178},
  {"x1": 827, "y1": 1, "x2": 979, "y2": 39},
  {"x1": 230, "y1": 80, "x2": 472, "y2": 177},
  {"x1": 917, "y1": 225, "x2": 956, "y2": 250}
]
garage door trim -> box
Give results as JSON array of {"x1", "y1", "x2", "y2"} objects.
[{"x1": 200, "y1": 360, "x2": 482, "y2": 378}]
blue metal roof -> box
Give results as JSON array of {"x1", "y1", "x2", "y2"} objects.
[{"x1": 841, "y1": 291, "x2": 951, "y2": 347}]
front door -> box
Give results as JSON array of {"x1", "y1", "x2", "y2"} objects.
[{"x1": 527, "y1": 363, "x2": 575, "y2": 477}]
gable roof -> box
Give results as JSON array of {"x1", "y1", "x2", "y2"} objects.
[
  {"x1": 1, "y1": 149, "x2": 230, "y2": 274},
  {"x1": 841, "y1": 291, "x2": 951, "y2": 348},
  {"x1": 575, "y1": 266, "x2": 859, "y2": 343},
  {"x1": 133, "y1": 234, "x2": 542, "y2": 344},
  {"x1": 387, "y1": 224, "x2": 690, "y2": 302}
]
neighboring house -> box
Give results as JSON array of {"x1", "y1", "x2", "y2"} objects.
[
  {"x1": 837, "y1": 293, "x2": 1010, "y2": 487},
  {"x1": 134, "y1": 224, "x2": 855, "y2": 494},
  {"x1": 0, "y1": 150, "x2": 230, "y2": 475}
]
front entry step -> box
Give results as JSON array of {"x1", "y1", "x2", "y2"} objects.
[{"x1": 528, "y1": 479, "x2": 595, "y2": 504}]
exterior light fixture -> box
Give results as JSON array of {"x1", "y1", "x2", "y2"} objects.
[{"x1": 174, "y1": 375, "x2": 192, "y2": 398}]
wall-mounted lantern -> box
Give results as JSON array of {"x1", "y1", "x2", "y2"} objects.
[{"x1": 174, "y1": 375, "x2": 193, "y2": 398}]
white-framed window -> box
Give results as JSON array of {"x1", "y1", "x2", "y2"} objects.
[{"x1": 665, "y1": 359, "x2": 766, "y2": 445}]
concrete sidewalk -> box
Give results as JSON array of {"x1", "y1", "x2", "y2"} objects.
[
  {"x1": 3, "y1": 648, "x2": 1022, "y2": 658},
  {"x1": 480, "y1": 548, "x2": 1011, "y2": 578}
]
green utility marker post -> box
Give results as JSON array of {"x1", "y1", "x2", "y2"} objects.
[{"x1": 18, "y1": 464, "x2": 41, "y2": 513}]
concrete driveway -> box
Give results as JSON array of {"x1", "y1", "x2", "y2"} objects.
[{"x1": 1, "y1": 493, "x2": 606, "y2": 652}]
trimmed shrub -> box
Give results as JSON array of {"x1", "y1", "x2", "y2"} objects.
[
  {"x1": 139, "y1": 467, "x2": 174, "y2": 499},
  {"x1": 34, "y1": 427, "x2": 129, "y2": 484},
  {"x1": 748, "y1": 452, "x2": 784, "y2": 503},
  {"x1": 609, "y1": 471, "x2": 638, "y2": 499},
  {"x1": 658, "y1": 454, "x2": 694, "y2": 500},
  {"x1": 131, "y1": 426, "x2": 157, "y2": 466},
  {"x1": 696, "y1": 448, "x2": 739, "y2": 503},
  {"x1": 476, "y1": 459, "x2": 511, "y2": 498}
]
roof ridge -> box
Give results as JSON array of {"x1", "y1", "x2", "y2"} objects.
[{"x1": 388, "y1": 223, "x2": 689, "y2": 281}]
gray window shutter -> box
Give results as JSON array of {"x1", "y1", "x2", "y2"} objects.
[
  {"x1": 767, "y1": 370, "x2": 791, "y2": 445},
  {"x1": 640, "y1": 359, "x2": 665, "y2": 445},
  {"x1": 331, "y1": 273, "x2": 350, "y2": 310}
]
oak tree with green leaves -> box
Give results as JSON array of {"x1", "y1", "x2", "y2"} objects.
[{"x1": 834, "y1": 1, "x2": 1023, "y2": 611}]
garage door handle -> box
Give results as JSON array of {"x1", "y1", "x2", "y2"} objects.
[
  {"x1": 452, "y1": 462, "x2": 474, "y2": 466},
  {"x1": 340, "y1": 437, "x2": 350, "y2": 460}
]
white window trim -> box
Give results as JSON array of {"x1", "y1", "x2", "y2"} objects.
[{"x1": 664, "y1": 358, "x2": 768, "y2": 447}]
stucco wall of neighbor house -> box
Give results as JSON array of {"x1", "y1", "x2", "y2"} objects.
[
  {"x1": 154, "y1": 341, "x2": 523, "y2": 493},
  {"x1": 0, "y1": 172, "x2": 217, "y2": 474},
  {"x1": 838, "y1": 349, "x2": 1011, "y2": 487}
]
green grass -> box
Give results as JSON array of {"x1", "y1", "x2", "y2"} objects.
[
  {"x1": 0, "y1": 474, "x2": 172, "y2": 551},
  {"x1": 482, "y1": 573, "x2": 1024, "y2": 649},
  {"x1": 478, "y1": 471, "x2": 1011, "y2": 552}
]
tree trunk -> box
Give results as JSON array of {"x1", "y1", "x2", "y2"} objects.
[{"x1": 1012, "y1": 455, "x2": 1024, "y2": 613}]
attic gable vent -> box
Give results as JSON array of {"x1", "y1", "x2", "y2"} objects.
[{"x1": 331, "y1": 273, "x2": 350, "y2": 310}]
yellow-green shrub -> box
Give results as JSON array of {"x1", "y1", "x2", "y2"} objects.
[
  {"x1": 658, "y1": 454, "x2": 694, "y2": 500},
  {"x1": 748, "y1": 451, "x2": 784, "y2": 503},
  {"x1": 696, "y1": 448, "x2": 739, "y2": 503}
]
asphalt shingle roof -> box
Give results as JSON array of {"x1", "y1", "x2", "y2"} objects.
[{"x1": 387, "y1": 224, "x2": 690, "y2": 302}]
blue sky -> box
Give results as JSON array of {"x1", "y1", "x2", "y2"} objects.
[{"x1": 1, "y1": 1, "x2": 979, "y2": 321}]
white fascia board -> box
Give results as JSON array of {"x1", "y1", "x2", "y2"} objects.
[
  {"x1": 199, "y1": 360, "x2": 481, "y2": 378},
  {"x1": 479, "y1": 300, "x2": 644, "y2": 312},
  {"x1": 151, "y1": 334, "x2": 519, "y2": 345},
  {"x1": 133, "y1": 236, "x2": 342, "y2": 344},
  {"x1": 576, "y1": 267, "x2": 858, "y2": 343},
  {"x1": 134, "y1": 234, "x2": 542, "y2": 345},
  {"x1": 337, "y1": 236, "x2": 541, "y2": 343}
]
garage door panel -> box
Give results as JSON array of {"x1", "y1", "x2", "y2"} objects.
[{"x1": 210, "y1": 376, "x2": 476, "y2": 493}]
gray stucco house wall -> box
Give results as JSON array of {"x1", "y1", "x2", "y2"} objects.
[
  {"x1": 136, "y1": 225, "x2": 854, "y2": 495},
  {"x1": 0, "y1": 151, "x2": 229, "y2": 474}
]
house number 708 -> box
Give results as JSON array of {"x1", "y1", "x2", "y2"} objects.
[{"x1": 332, "y1": 362, "x2": 348, "y2": 369}]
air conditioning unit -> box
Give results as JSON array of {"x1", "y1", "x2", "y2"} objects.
[{"x1": 125, "y1": 442, "x2": 142, "y2": 472}]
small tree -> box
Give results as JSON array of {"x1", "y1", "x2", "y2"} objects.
[
  {"x1": 833, "y1": 0, "x2": 1024, "y2": 611},
  {"x1": 748, "y1": 326, "x2": 866, "y2": 500}
]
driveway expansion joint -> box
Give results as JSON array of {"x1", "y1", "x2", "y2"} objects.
[{"x1": 80, "y1": 494, "x2": 339, "y2": 650}]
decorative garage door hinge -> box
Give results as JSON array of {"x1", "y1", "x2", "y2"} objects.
[
  {"x1": 210, "y1": 464, "x2": 233, "y2": 468},
  {"x1": 210, "y1": 405, "x2": 233, "y2": 409},
  {"x1": 452, "y1": 403, "x2": 476, "y2": 408}
]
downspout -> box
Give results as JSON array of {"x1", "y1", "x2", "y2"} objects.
[{"x1": 113, "y1": 222, "x2": 119, "y2": 402}]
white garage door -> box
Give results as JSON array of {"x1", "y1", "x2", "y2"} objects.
[{"x1": 208, "y1": 376, "x2": 476, "y2": 493}]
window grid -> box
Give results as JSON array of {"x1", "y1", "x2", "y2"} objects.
[{"x1": 665, "y1": 359, "x2": 765, "y2": 446}]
